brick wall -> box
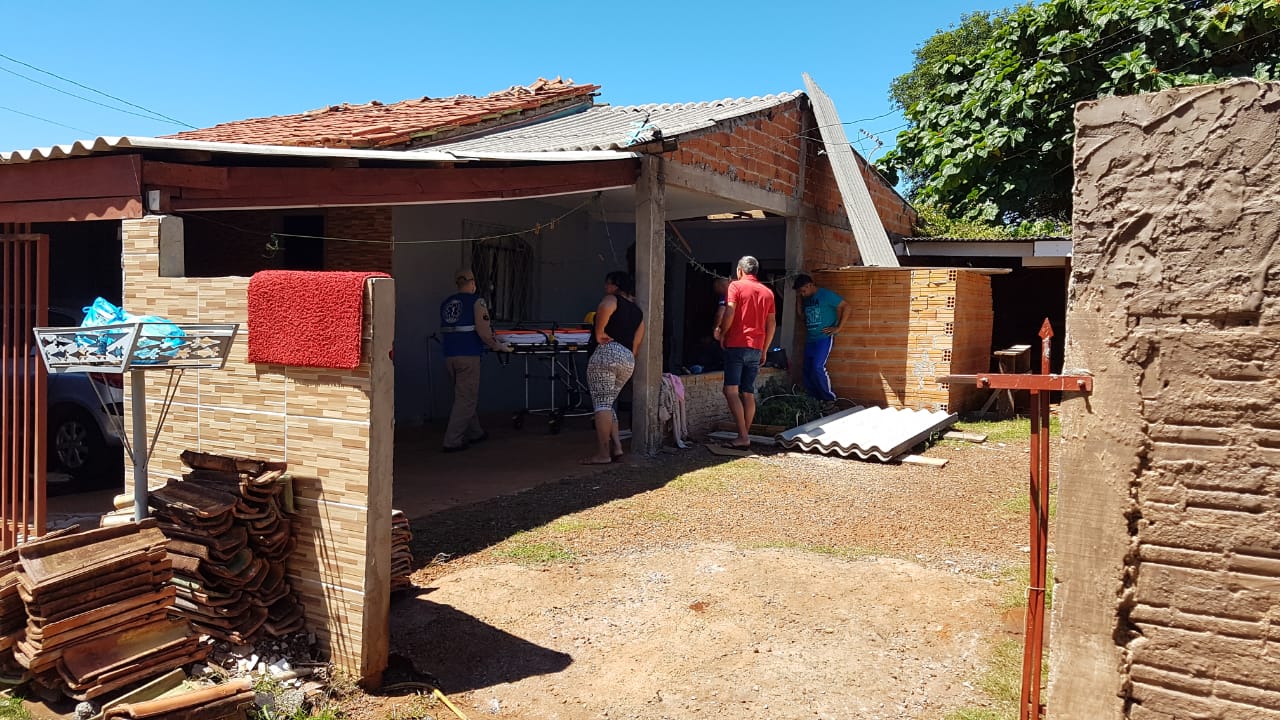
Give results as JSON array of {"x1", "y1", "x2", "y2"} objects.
[
  {"x1": 667, "y1": 97, "x2": 916, "y2": 267},
  {"x1": 180, "y1": 208, "x2": 392, "y2": 277},
  {"x1": 817, "y1": 268, "x2": 991, "y2": 412},
  {"x1": 680, "y1": 368, "x2": 786, "y2": 437},
  {"x1": 121, "y1": 216, "x2": 393, "y2": 683},
  {"x1": 1050, "y1": 80, "x2": 1280, "y2": 719}
]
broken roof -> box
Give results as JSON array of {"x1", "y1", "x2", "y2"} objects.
[
  {"x1": 425, "y1": 92, "x2": 804, "y2": 152},
  {"x1": 163, "y1": 77, "x2": 598, "y2": 149}
]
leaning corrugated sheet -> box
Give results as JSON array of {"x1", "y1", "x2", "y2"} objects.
[{"x1": 776, "y1": 406, "x2": 958, "y2": 461}]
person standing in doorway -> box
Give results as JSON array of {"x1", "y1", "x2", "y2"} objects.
[
  {"x1": 793, "y1": 273, "x2": 847, "y2": 409},
  {"x1": 711, "y1": 276, "x2": 730, "y2": 342},
  {"x1": 717, "y1": 256, "x2": 776, "y2": 449},
  {"x1": 440, "y1": 269, "x2": 513, "y2": 453}
]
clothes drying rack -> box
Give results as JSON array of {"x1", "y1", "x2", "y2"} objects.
[{"x1": 33, "y1": 322, "x2": 239, "y2": 521}]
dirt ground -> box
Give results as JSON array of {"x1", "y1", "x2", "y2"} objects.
[{"x1": 347, "y1": 431, "x2": 1040, "y2": 720}]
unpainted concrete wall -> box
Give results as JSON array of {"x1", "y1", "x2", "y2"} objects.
[{"x1": 1051, "y1": 79, "x2": 1280, "y2": 719}]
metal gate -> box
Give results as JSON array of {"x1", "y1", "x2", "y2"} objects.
[{"x1": 1, "y1": 226, "x2": 49, "y2": 548}]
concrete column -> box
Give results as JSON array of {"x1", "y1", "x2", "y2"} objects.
[
  {"x1": 633, "y1": 156, "x2": 666, "y2": 456},
  {"x1": 782, "y1": 216, "x2": 806, "y2": 382}
]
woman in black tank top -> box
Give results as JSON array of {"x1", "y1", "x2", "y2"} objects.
[{"x1": 583, "y1": 271, "x2": 646, "y2": 465}]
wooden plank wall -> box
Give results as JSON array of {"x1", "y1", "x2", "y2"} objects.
[
  {"x1": 120, "y1": 216, "x2": 392, "y2": 683},
  {"x1": 817, "y1": 268, "x2": 992, "y2": 412}
]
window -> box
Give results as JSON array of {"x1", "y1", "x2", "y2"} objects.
[
  {"x1": 281, "y1": 215, "x2": 325, "y2": 270},
  {"x1": 466, "y1": 221, "x2": 536, "y2": 322}
]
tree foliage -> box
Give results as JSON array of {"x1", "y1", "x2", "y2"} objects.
[
  {"x1": 889, "y1": 10, "x2": 1011, "y2": 113},
  {"x1": 881, "y1": 0, "x2": 1280, "y2": 224}
]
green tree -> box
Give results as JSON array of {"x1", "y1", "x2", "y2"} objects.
[
  {"x1": 889, "y1": 10, "x2": 1011, "y2": 113},
  {"x1": 881, "y1": 0, "x2": 1280, "y2": 224}
]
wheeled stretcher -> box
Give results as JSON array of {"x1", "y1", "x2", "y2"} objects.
[{"x1": 495, "y1": 324, "x2": 594, "y2": 433}]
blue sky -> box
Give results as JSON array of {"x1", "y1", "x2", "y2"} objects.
[{"x1": 0, "y1": 1, "x2": 1012, "y2": 159}]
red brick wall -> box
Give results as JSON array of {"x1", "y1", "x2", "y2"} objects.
[
  {"x1": 324, "y1": 207, "x2": 392, "y2": 272},
  {"x1": 665, "y1": 98, "x2": 916, "y2": 273}
]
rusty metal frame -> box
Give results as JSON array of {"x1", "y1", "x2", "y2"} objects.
[
  {"x1": 1, "y1": 227, "x2": 49, "y2": 549},
  {"x1": 944, "y1": 318, "x2": 1092, "y2": 720}
]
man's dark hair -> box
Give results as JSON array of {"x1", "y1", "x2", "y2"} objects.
[
  {"x1": 606, "y1": 270, "x2": 635, "y2": 295},
  {"x1": 737, "y1": 256, "x2": 760, "y2": 276},
  {"x1": 792, "y1": 273, "x2": 814, "y2": 290}
]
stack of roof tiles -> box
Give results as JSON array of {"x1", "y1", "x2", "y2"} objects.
[
  {"x1": 149, "y1": 451, "x2": 304, "y2": 644},
  {"x1": 391, "y1": 510, "x2": 413, "y2": 592},
  {"x1": 12, "y1": 522, "x2": 206, "y2": 701},
  {"x1": 0, "y1": 548, "x2": 26, "y2": 684}
]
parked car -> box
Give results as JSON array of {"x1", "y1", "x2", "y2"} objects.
[{"x1": 8, "y1": 308, "x2": 125, "y2": 493}]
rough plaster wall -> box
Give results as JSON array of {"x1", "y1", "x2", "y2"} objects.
[{"x1": 1051, "y1": 79, "x2": 1280, "y2": 719}]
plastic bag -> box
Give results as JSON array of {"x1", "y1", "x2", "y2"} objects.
[{"x1": 79, "y1": 297, "x2": 185, "y2": 361}]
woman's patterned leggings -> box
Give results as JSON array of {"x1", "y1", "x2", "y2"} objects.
[{"x1": 587, "y1": 341, "x2": 635, "y2": 415}]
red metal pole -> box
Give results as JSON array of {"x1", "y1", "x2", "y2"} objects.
[{"x1": 1020, "y1": 320, "x2": 1056, "y2": 719}]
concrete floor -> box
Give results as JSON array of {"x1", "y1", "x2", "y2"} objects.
[{"x1": 44, "y1": 410, "x2": 627, "y2": 526}]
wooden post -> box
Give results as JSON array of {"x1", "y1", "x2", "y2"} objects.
[
  {"x1": 633, "y1": 156, "x2": 666, "y2": 456},
  {"x1": 360, "y1": 277, "x2": 395, "y2": 687},
  {"x1": 782, "y1": 104, "x2": 810, "y2": 383}
]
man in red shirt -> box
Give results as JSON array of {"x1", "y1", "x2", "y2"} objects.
[{"x1": 714, "y1": 255, "x2": 777, "y2": 449}]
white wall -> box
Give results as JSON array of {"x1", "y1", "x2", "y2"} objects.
[{"x1": 392, "y1": 200, "x2": 627, "y2": 425}]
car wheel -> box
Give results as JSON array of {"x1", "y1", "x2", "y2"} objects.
[{"x1": 48, "y1": 407, "x2": 108, "y2": 481}]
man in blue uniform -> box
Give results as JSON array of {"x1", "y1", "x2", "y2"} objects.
[
  {"x1": 793, "y1": 273, "x2": 847, "y2": 408},
  {"x1": 440, "y1": 269, "x2": 513, "y2": 452}
]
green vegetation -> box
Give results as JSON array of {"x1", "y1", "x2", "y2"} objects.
[
  {"x1": 948, "y1": 416, "x2": 1061, "y2": 444},
  {"x1": 384, "y1": 692, "x2": 437, "y2": 720},
  {"x1": 882, "y1": 0, "x2": 1280, "y2": 223},
  {"x1": 547, "y1": 518, "x2": 608, "y2": 534},
  {"x1": 944, "y1": 638, "x2": 1023, "y2": 720},
  {"x1": 492, "y1": 536, "x2": 575, "y2": 564},
  {"x1": 667, "y1": 460, "x2": 773, "y2": 492},
  {"x1": 1000, "y1": 561, "x2": 1055, "y2": 612},
  {"x1": 0, "y1": 695, "x2": 29, "y2": 720},
  {"x1": 754, "y1": 378, "x2": 822, "y2": 428}
]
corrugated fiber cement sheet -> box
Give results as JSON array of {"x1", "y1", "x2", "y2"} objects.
[{"x1": 776, "y1": 406, "x2": 958, "y2": 461}]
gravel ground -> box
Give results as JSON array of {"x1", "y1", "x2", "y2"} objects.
[{"x1": 342, "y1": 432, "x2": 1041, "y2": 720}]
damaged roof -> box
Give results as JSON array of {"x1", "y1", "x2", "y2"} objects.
[
  {"x1": 424, "y1": 92, "x2": 804, "y2": 152},
  {"x1": 163, "y1": 77, "x2": 598, "y2": 149}
]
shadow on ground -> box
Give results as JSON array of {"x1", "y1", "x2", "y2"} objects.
[
  {"x1": 406, "y1": 447, "x2": 738, "y2": 571},
  {"x1": 387, "y1": 593, "x2": 572, "y2": 693}
]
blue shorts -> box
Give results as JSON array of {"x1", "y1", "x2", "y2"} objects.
[{"x1": 723, "y1": 347, "x2": 762, "y2": 393}]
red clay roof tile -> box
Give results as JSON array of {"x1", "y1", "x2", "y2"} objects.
[{"x1": 164, "y1": 78, "x2": 598, "y2": 148}]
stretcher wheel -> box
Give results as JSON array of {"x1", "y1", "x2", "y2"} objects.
[
  {"x1": 512, "y1": 410, "x2": 526, "y2": 430},
  {"x1": 548, "y1": 410, "x2": 563, "y2": 435}
]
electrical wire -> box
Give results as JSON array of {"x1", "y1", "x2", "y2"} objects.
[
  {"x1": 0, "y1": 103, "x2": 91, "y2": 134},
  {"x1": 0, "y1": 63, "x2": 187, "y2": 127},
  {"x1": 0, "y1": 51, "x2": 195, "y2": 128}
]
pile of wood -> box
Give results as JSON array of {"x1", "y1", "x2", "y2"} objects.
[
  {"x1": 391, "y1": 510, "x2": 413, "y2": 592},
  {"x1": 12, "y1": 522, "x2": 206, "y2": 701},
  {"x1": 149, "y1": 451, "x2": 304, "y2": 644}
]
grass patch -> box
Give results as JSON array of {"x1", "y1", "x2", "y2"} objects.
[
  {"x1": 944, "y1": 638, "x2": 1023, "y2": 720},
  {"x1": 547, "y1": 518, "x2": 608, "y2": 533},
  {"x1": 385, "y1": 693, "x2": 436, "y2": 720},
  {"x1": 639, "y1": 510, "x2": 679, "y2": 523},
  {"x1": 748, "y1": 540, "x2": 885, "y2": 561},
  {"x1": 0, "y1": 696, "x2": 28, "y2": 720},
  {"x1": 492, "y1": 534, "x2": 575, "y2": 564},
  {"x1": 999, "y1": 562, "x2": 1055, "y2": 611},
  {"x1": 667, "y1": 460, "x2": 773, "y2": 492},
  {"x1": 950, "y1": 416, "x2": 1061, "y2": 444},
  {"x1": 1000, "y1": 488, "x2": 1057, "y2": 520}
]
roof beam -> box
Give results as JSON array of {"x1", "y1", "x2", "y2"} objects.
[
  {"x1": 663, "y1": 162, "x2": 791, "y2": 216},
  {"x1": 164, "y1": 159, "x2": 639, "y2": 211},
  {"x1": 0, "y1": 196, "x2": 144, "y2": 223},
  {"x1": 0, "y1": 154, "x2": 142, "y2": 204},
  {"x1": 142, "y1": 161, "x2": 229, "y2": 190}
]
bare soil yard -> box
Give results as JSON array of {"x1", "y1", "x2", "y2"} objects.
[{"x1": 347, "y1": 426, "x2": 1044, "y2": 720}]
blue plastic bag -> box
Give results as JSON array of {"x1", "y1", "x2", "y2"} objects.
[{"x1": 79, "y1": 297, "x2": 185, "y2": 362}]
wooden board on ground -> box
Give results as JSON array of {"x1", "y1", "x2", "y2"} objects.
[
  {"x1": 898, "y1": 454, "x2": 948, "y2": 468},
  {"x1": 715, "y1": 422, "x2": 789, "y2": 436},
  {"x1": 705, "y1": 443, "x2": 756, "y2": 458},
  {"x1": 943, "y1": 431, "x2": 987, "y2": 443},
  {"x1": 706, "y1": 431, "x2": 777, "y2": 447}
]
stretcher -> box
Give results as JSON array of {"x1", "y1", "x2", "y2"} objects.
[{"x1": 495, "y1": 324, "x2": 594, "y2": 433}]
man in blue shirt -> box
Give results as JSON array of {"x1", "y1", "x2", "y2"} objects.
[
  {"x1": 793, "y1": 273, "x2": 847, "y2": 406},
  {"x1": 440, "y1": 269, "x2": 513, "y2": 452}
]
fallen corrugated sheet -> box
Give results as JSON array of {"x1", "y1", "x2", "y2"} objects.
[{"x1": 776, "y1": 406, "x2": 958, "y2": 461}]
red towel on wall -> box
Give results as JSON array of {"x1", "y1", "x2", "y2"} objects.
[{"x1": 247, "y1": 271, "x2": 390, "y2": 369}]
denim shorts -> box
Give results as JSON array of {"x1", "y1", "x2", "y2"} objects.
[{"x1": 723, "y1": 347, "x2": 762, "y2": 393}]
